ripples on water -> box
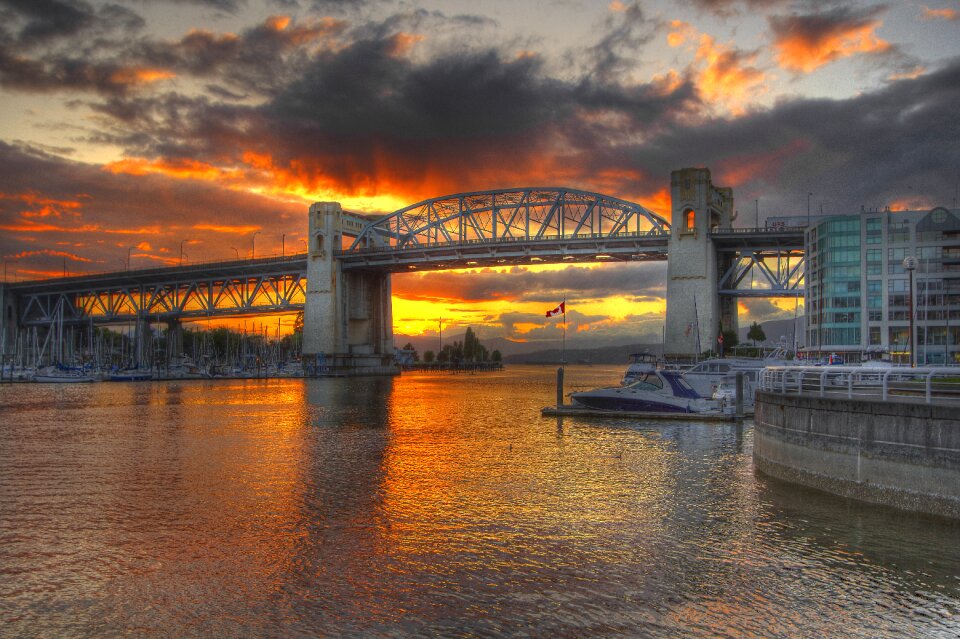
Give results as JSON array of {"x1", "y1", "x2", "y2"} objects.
[{"x1": 1, "y1": 366, "x2": 958, "y2": 637}]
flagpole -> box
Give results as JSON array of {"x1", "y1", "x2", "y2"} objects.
[{"x1": 562, "y1": 297, "x2": 566, "y2": 365}]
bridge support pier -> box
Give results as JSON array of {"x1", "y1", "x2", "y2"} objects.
[
  {"x1": 0, "y1": 285, "x2": 16, "y2": 362},
  {"x1": 166, "y1": 319, "x2": 183, "y2": 360},
  {"x1": 664, "y1": 168, "x2": 738, "y2": 359},
  {"x1": 303, "y1": 202, "x2": 396, "y2": 375}
]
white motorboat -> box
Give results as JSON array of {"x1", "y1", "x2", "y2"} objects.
[
  {"x1": 572, "y1": 361, "x2": 718, "y2": 414},
  {"x1": 621, "y1": 352, "x2": 660, "y2": 385},
  {"x1": 682, "y1": 350, "x2": 789, "y2": 400}
]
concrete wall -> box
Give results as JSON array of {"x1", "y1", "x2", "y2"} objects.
[{"x1": 754, "y1": 391, "x2": 960, "y2": 519}]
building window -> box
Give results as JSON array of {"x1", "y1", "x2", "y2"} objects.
[{"x1": 869, "y1": 326, "x2": 881, "y2": 345}]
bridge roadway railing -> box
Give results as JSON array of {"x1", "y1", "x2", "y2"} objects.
[{"x1": 759, "y1": 365, "x2": 960, "y2": 405}]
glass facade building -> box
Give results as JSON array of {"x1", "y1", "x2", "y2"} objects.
[{"x1": 804, "y1": 207, "x2": 960, "y2": 364}]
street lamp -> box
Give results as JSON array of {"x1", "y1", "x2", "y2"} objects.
[
  {"x1": 252, "y1": 231, "x2": 260, "y2": 259},
  {"x1": 807, "y1": 192, "x2": 812, "y2": 225},
  {"x1": 230, "y1": 246, "x2": 239, "y2": 260},
  {"x1": 127, "y1": 246, "x2": 134, "y2": 271},
  {"x1": 2, "y1": 259, "x2": 16, "y2": 283},
  {"x1": 179, "y1": 239, "x2": 188, "y2": 267},
  {"x1": 903, "y1": 256, "x2": 917, "y2": 367},
  {"x1": 281, "y1": 233, "x2": 285, "y2": 258}
]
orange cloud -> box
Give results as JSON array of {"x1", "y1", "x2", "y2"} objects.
[
  {"x1": 0, "y1": 219, "x2": 100, "y2": 233},
  {"x1": 772, "y1": 12, "x2": 891, "y2": 73},
  {"x1": 266, "y1": 15, "x2": 291, "y2": 31},
  {"x1": 0, "y1": 191, "x2": 85, "y2": 218},
  {"x1": 921, "y1": 6, "x2": 959, "y2": 21},
  {"x1": 666, "y1": 23, "x2": 769, "y2": 115},
  {"x1": 388, "y1": 33, "x2": 425, "y2": 58},
  {"x1": 667, "y1": 20, "x2": 697, "y2": 48},
  {"x1": 104, "y1": 158, "x2": 241, "y2": 181},
  {"x1": 192, "y1": 223, "x2": 262, "y2": 234},
  {"x1": 694, "y1": 34, "x2": 769, "y2": 115},
  {"x1": 108, "y1": 67, "x2": 176, "y2": 86},
  {"x1": 7, "y1": 249, "x2": 91, "y2": 262}
]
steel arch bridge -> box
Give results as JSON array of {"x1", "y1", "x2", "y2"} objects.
[{"x1": 337, "y1": 187, "x2": 672, "y2": 271}]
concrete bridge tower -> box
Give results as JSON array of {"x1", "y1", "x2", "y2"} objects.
[
  {"x1": 663, "y1": 168, "x2": 738, "y2": 358},
  {"x1": 302, "y1": 202, "x2": 395, "y2": 373}
]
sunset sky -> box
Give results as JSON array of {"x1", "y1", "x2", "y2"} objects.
[{"x1": 1, "y1": 0, "x2": 958, "y2": 350}]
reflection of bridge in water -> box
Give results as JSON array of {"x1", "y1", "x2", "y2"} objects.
[{"x1": 1, "y1": 168, "x2": 805, "y2": 370}]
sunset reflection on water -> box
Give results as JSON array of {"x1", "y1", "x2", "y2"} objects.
[{"x1": 1, "y1": 367, "x2": 958, "y2": 637}]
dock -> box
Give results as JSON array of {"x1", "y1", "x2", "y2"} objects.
[{"x1": 541, "y1": 404, "x2": 742, "y2": 422}]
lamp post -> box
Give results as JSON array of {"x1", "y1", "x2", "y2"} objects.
[
  {"x1": 755, "y1": 199, "x2": 759, "y2": 229},
  {"x1": 127, "y1": 246, "x2": 134, "y2": 271},
  {"x1": 903, "y1": 256, "x2": 917, "y2": 367},
  {"x1": 281, "y1": 233, "x2": 285, "y2": 258},
  {"x1": 3, "y1": 259, "x2": 15, "y2": 283},
  {"x1": 179, "y1": 239, "x2": 188, "y2": 267},
  {"x1": 252, "y1": 231, "x2": 260, "y2": 259},
  {"x1": 807, "y1": 192, "x2": 812, "y2": 225},
  {"x1": 231, "y1": 246, "x2": 239, "y2": 260}
]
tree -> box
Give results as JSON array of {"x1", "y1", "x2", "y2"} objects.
[
  {"x1": 463, "y1": 327, "x2": 481, "y2": 361},
  {"x1": 402, "y1": 342, "x2": 419, "y2": 362},
  {"x1": 423, "y1": 350, "x2": 435, "y2": 363},
  {"x1": 721, "y1": 329, "x2": 738, "y2": 353},
  {"x1": 747, "y1": 322, "x2": 766, "y2": 346},
  {"x1": 491, "y1": 350, "x2": 502, "y2": 362}
]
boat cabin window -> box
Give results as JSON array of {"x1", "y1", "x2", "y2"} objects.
[{"x1": 627, "y1": 373, "x2": 663, "y2": 391}]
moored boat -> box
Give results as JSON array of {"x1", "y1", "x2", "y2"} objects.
[
  {"x1": 572, "y1": 359, "x2": 718, "y2": 414},
  {"x1": 34, "y1": 365, "x2": 97, "y2": 383}
]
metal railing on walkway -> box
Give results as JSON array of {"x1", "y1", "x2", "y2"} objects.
[{"x1": 758, "y1": 365, "x2": 960, "y2": 405}]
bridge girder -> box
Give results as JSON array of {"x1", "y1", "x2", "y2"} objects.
[
  {"x1": 10, "y1": 257, "x2": 308, "y2": 327},
  {"x1": 345, "y1": 188, "x2": 672, "y2": 254}
]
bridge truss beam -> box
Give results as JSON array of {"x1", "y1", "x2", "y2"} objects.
[
  {"x1": 717, "y1": 249, "x2": 805, "y2": 298},
  {"x1": 337, "y1": 234, "x2": 670, "y2": 272},
  {"x1": 11, "y1": 257, "x2": 307, "y2": 327},
  {"x1": 345, "y1": 188, "x2": 671, "y2": 254}
]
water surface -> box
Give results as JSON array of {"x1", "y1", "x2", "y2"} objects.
[{"x1": 1, "y1": 365, "x2": 958, "y2": 637}]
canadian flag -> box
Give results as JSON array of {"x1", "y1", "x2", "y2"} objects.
[{"x1": 545, "y1": 302, "x2": 565, "y2": 318}]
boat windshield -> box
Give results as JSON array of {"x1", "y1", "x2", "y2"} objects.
[{"x1": 627, "y1": 373, "x2": 663, "y2": 390}]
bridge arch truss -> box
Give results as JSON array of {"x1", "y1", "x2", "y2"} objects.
[{"x1": 340, "y1": 188, "x2": 671, "y2": 271}]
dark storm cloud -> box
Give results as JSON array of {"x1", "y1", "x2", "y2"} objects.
[
  {"x1": 133, "y1": 15, "x2": 347, "y2": 93},
  {"x1": 682, "y1": 0, "x2": 787, "y2": 17},
  {"x1": 0, "y1": 0, "x2": 96, "y2": 43},
  {"x1": 0, "y1": 0, "x2": 144, "y2": 45},
  {"x1": 567, "y1": 55, "x2": 960, "y2": 216},
  {"x1": 585, "y1": 2, "x2": 660, "y2": 84},
  {"x1": 135, "y1": 0, "x2": 244, "y2": 11},
  {"x1": 270, "y1": 41, "x2": 566, "y2": 139}
]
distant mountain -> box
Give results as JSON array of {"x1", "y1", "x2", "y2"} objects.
[
  {"x1": 394, "y1": 315, "x2": 806, "y2": 362},
  {"x1": 501, "y1": 343, "x2": 663, "y2": 365}
]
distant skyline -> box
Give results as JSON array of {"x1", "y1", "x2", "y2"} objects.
[{"x1": 1, "y1": 0, "x2": 958, "y2": 347}]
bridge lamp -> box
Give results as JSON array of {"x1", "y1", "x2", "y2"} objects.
[
  {"x1": 903, "y1": 256, "x2": 917, "y2": 367},
  {"x1": 231, "y1": 246, "x2": 239, "y2": 260},
  {"x1": 252, "y1": 231, "x2": 260, "y2": 259},
  {"x1": 179, "y1": 239, "x2": 189, "y2": 267},
  {"x1": 127, "y1": 246, "x2": 134, "y2": 271}
]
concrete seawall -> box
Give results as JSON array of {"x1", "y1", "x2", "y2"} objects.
[{"x1": 754, "y1": 391, "x2": 960, "y2": 519}]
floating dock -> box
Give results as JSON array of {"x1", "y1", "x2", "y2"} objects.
[{"x1": 541, "y1": 404, "x2": 742, "y2": 422}]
